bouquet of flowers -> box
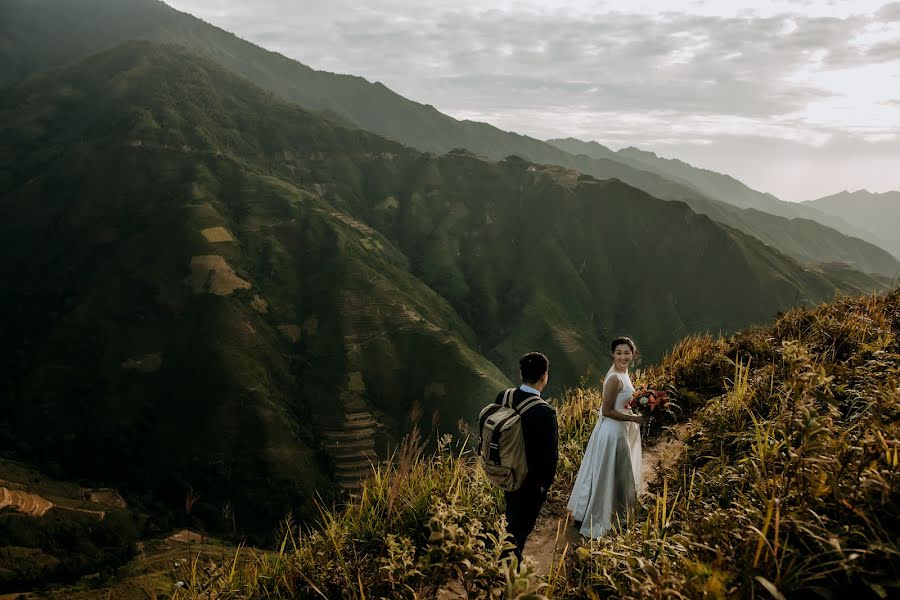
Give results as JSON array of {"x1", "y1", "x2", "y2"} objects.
[{"x1": 624, "y1": 386, "x2": 672, "y2": 436}]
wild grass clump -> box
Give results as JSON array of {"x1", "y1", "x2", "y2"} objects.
[
  {"x1": 554, "y1": 386, "x2": 603, "y2": 494},
  {"x1": 171, "y1": 290, "x2": 900, "y2": 599},
  {"x1": 171, "y1": 429, "x2": 547, "y2": 599},
  {"x1": 560, "y1": 290, "x2": 900, "y2": 599}
]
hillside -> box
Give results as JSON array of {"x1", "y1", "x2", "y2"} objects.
[
  {"x1": 2, "y1": 0, "x2": 898, "y2": 278},
  {"x1": 0, "y1": 41, "x2": 888, "y2": 549},
  {"x1": 91, "y1": 288, "x2": 900, "y2": 599},
  {"x1": 549, "y1": 138, "x2": 900, "y2": 273},
  {"x1": 0, "y1": 459, "x2": 140, "y2": 592},
  {"x1": 806, "y1": 190, "x2": 900, "y2": 259},
  {"x1": 0, "y1": 42, "x2": 513, "y2": 537},
  {"x1": 550, "y1": 138, "x2": 835, "y2": 220}
]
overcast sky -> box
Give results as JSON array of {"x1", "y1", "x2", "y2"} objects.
[{"x1": 166, "y1": 0, "x2": 900, "y2": 201}]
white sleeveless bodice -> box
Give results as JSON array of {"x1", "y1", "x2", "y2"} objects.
[{"x1": 609, "y1": 370, "x2": 634, "y2": 411}]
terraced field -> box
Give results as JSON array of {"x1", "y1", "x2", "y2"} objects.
[
  {"x1": 0, "y1": 486, "x2": 53, "y2": 517},
  {"x1": 552, "y1": 326, "x2": 584, "y2": 355},
  {"x1": 321, "y1": 411, "x2": 380, "y2": 495}
]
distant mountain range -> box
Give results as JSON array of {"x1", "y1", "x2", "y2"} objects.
[
  {"x1": 550, "y1": 139, "x2": 835, "y2": 221},
  {"x1": 2, "y1": 0, "x2": 898, "y2": 276},
  {"x1": 2, "y1": 42, "x2": 889, "y2": 535},
  {"x1": 548, "y1": 138, "x2": 900, "y2": 265},
  {"x1": 805, "y1": 190, "x2": 900, "y2": 259}
]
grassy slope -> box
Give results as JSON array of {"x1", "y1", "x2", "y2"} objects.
[
  {"x1": 2, "y1": 0, "x2": 898, "y2": 277},
  {"x1": 0, "y1": 460, "x2": 140, "y2": 593},
  {"x1": 113, "y1": 288, "x2": 900, "y2": 599},
  {"x1": 0, "y1": 457, "x2": 248, "y2": 599},
  {"x1": 549, "y1": 138, "x2": 900, "y2": 275},
  {"x1": 0, "y1": 42, "x2": 890, "y2": 555},
  {"x1": 0, "y1": 42, "x2": 508, "y2": 538}
]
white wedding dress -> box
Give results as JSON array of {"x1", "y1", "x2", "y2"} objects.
[{"x1": 567, "y1": 369, "x2": 642, "y2": 538}]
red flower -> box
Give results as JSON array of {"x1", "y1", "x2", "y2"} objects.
[{"x1": 626, "y1": 388, "x2": 668, "y2": 414}]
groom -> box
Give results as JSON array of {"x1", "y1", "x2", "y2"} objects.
[{"x1": 500, "y1": 352, "x2": 559, "y2": 561}]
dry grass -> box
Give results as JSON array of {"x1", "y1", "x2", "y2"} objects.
[
  {"x1": 167, "y1": 290, "x2": 900, "y2": 599},
  {"x1": 560, "y1": 290, "x2": 900, "y2": 599},
  {"x1": 0, "y1": 486, "x2": 54, "y2": 517},
  {"x1": 171, "y1": 428, "x2": 546, "y2": 599},
  {"x1": 188, "y1": 255, "x2": 251, "y2": 296},
  {"x1": 276, "y1": 324, "x2": 301, "y2": 343},
  {"x1": 200, "y1": 226, "x2": 236, "y2": 243},
  {"x1": 249, "y1": 294, "x2": 268, "y2": 313}
]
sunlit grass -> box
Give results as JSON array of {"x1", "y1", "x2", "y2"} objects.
[{"x1": 173, "y1": 289, "x2": 900, "y2": 599}]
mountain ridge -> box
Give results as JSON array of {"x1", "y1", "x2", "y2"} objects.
[
  {"x1": 2, "y1": 0, "x2": 898, "y2": 276},
  {"x1": 549, "y1": 136, "x2": 900, "y2": 269},
  {"x1": 805, "y1": 189, "x2": 900, "y2": 259},
  {"x1": 1, "y1": 42, "x2": 889, "y2": 538}
]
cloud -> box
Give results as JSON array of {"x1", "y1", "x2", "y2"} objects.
[
  {"x1": 169, "y1": 2, "x2": 895, "y2": 120},
  {"x1": 878, "y1": 2, "x2": 900, "y2": 21},
  {"x1": 165, "y1": 0, "x2": 900, "y2": 197}
]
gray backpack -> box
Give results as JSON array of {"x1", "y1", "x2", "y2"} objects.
[{"x1": 478, "y1": 388, "x2": 547, "y2": 491}]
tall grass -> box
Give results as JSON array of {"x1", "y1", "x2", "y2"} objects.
[
  {"x1": 172, "y1": 431, "x2": 547, "y2": 599},
  {"x1": 172, "y1": 290, "x2": 900, "y2": 599},
  {"x1": 561, "y1": 290, "x2": 900, "y2": 598}
]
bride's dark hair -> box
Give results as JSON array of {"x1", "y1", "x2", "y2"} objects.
[{"x1": 610, "y1": 336, "x2": 637, "y2": 355}]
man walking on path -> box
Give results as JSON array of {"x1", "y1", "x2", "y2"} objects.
[{"x1": 500, "y1": 352, "x2": 558, "y2": 561}]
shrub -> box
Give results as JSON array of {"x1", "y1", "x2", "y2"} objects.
[{"x1": 172, "y1": 290, "x2": 900, "y2": 599}]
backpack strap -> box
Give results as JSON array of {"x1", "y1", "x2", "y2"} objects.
[
  {"x1": 487, "y1": 389, "x2": 517, "y2": 465},
  {"x1": 517, "y1": 395, "x2": 547, "y2": 415}
]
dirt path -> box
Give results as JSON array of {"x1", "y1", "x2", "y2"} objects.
[
  {"x1": 524, "y1": 501, "x2": 581, "y2": 580},
  {"x1": 640, "y1": 423, "x2": 692, "y2": 493},
  {"x1": 55, "y1": 506, "x2": 106, "y2": 520},
  {"x1": 525, "y1": 422, "x2": 692, "y2": 578}
]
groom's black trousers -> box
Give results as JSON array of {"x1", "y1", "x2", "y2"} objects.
[{"x1": 504, "y1": 486, "x2": 547, "y2": 560}]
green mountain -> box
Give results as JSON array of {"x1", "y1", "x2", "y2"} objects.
[
  {"x1": 1, "y1": 42, "x2": 888, "y2": 536},
  {"x1": 548, "y1": 138, "x2": 900, "y2": 273},
  {"x1": 549, "y1": 138, "x2": 863, "y2": 228},
  {"x1": 553, "y1": 139, "x2": 808, "y2": 216},
  {"x1": 2, "y1": 0, "x2": 898, "y2": 279},
  {"x1": 805, "y1": 190, "x2": 900, "y2": 259}
]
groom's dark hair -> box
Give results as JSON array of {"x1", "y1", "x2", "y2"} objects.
[{"x1": 519, "y1": 352, "x2": 549, "y2": 384}]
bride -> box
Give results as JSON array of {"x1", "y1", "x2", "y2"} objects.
[{"x1": 567, "y1": 337, "x2": 644, "y2": 538}]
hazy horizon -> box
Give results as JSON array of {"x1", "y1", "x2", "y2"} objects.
[{"x1": 165, "y1": 0, "x2": 900, "y2": 202}]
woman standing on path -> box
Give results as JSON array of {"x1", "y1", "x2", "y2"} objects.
[{"x1": 567, "y1": 337, "x2": 644, "y2": 538}]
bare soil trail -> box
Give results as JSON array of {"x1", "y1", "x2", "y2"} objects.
[
  {"x1": 525, "y1": 422, "x2": 692, "y2": 578},
  {"x1": 436, "y1": 423, "x2": 692, "y2": 598}
]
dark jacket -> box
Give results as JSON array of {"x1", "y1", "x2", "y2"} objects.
[{"x1": 494, "y1": 387, "x2": 559, "y2": 494}]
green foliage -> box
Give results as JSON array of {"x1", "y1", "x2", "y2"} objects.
[
  {"x1": 0, "y1": 509, "x2": 139, "y2": 592},
  {"x1": 119, "y1": 289, "x2": 900, "y2": 598},
  {"x1": 0, "y1": 42, "x2": 893, "y2": 550},
  {"x1": 561, "y1": 290, "x2": 900, "y2": 598},
  {"x1": 172, "y1": 434, "x2": 546, "y2": 599}
]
